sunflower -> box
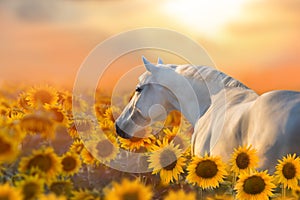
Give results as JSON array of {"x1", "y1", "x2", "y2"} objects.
[
  {"x1": 71, "y1": 189, "x2": 100, "y2": 200},
  {"x1": 119, "y1": 127, "x2": 156, "y2": 152},
  {"x1": 292, "y1": 186, "x2": 300, "y2": 199},
  {"x1": 163, "y1": 190, "x2": 196, "y2": 200},
  {"x1": 0, "y1": 105, "x2": 8, "y2": 116},
  {"x1": 0, "y1": 130, "x2": 19, "y2": 163},
  {"x1": 7, "y1": 107, "x2": 24, "y2": 120},
  {"x1": 235, "y1": 170, "x2": 275, "y2": 200},
  {"x1": 18, "y1": 147, "x2": 62, "y2": 179},
  {"x1": 15, "y1": 175, "x2": 44, "y2": 200},
  {"x1": 0, "y1": 97, "x2": 11, "y2": 109},
  {"x1": 69, "y1": 139, "x2": 85, "y2": 154},
  {"x1": 20, "y1": 111, "x2": 56, "y2": 139},
  {"x1": 73, "y1": 115, "x2": 96, "y2": 133},
  {"x1": 0, "y1": 183, "x2": 22, "y2": 200},
  {"x1": 61, "y1": 92, "x2": 88, "y2": 112},
  {"x1": 27, "y1": 85, "x2": 58, "y2": 108},
  {"x1": 99, "y1": 119, "x2": 116, "y2": 139},
  {"x1": 99, "y1": 117, "x2": 115, "y2": 130},
  {"x1": 67, "y1": 123, "x2": 79, "y2": 138},
  {"x1": 44, "y1": 104, "x2": 70, "y2": 125},
  {"x1": 164, "y1": 110, "x2": 182, "y2": 127},
  {"x1": 163, "y1": 126, "x2": 190, "y2": 150},
  {"x1": 104, "y1": 179, "x2": 152, "y2": 200},
  {"x1": 230, "y1": 145, "x2": 259, "y2": 174},
  {"x1": 186, "y1": 154, "x2": 227, "y2": 189},
  {"x1": 17, "y1": 92, "x2": 31, "y2": 111},
  {"x1": 148, "y1": 139, "x2": 186, "y2": 184},
  {"x1": 275, "y1": 153, "x2": 300, "y2": 189},
  {"x1": 61, "y1": 152, "x2": 82, "y2": 176},
  {"x1": 40, "y1": 193, "x2": 67, "y2": 200},
  {"x1": 91, "y1": 137, "x2": 119, "y2": 163},
  {"x1": 80, "y1": 147, "x2": 96, "y2": 165},
  {"x1": 48, "y1": 179, "x2": 73, "y2": 197},
  {"x1": 102, "y1": 106, "x2": 121, "y2": 123}
]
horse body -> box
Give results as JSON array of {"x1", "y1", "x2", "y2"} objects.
[
  {"x1": 244, "y1": 91, "x2": 300, "y2": 169},
  {"x1": 115, "y1": 57, "x2": 300, "y2": 170},
  {"x1": 194, "y1": 86, "x2": 300, "y2": 170}
]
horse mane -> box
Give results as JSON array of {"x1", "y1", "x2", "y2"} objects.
[{"x1": 173, "y1": 64, "x2": 249, "y2": 89}]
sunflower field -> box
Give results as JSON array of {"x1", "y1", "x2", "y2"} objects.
[{"x1": 1, "y1": 84, "x2": 300, "y2": 200}]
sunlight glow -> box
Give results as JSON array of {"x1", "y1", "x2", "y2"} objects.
[{"x1": 162, "y1": 0, "x2": 249, "y2": 36}]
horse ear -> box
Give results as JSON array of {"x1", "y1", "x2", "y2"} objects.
[
  {"x1": 142, "y1": 56, "x2": 157, "y2": 72},
  {"x1": 157, "y1": 57, "x2": 164, "y2": 64}
]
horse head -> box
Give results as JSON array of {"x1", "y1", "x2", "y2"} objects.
[{"x1": 115, "y1": 57, "x2": 179, "y2": 139}]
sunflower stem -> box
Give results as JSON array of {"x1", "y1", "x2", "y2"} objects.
[
  {"x1": 232, "y1": 172, "x2": 237, "y2": 196},
  {"x1": 197, "y1": 187, "x2": 203, "y2": 199},
  {"x1": 282, "y1": 183, "x2": 286, "y2": 200}
]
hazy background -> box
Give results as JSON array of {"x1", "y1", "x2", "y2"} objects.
[{"x1": 1, "y1": 0, "x2": 300, "y2": 94}]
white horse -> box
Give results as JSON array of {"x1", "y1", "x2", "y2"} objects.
[{"x1": 115, "y1": 57, "x2": 300, "y2": 170}]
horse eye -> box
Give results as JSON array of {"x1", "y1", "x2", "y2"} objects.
[{"x1": 135, "y1": 87, "x2": 142, "y2": 93}]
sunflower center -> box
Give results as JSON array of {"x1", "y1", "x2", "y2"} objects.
[
  {"x1": 243, "y1": 175, "x2": 265, "y2": 194},
  {"x1": 27, "y1": 155, "x2": 52, "y2": 172},
  {"x1": 282, "y1": 162, "x2": 296, "y2": 179},
  {"x1": 22, "y1": 182, "x2": 39, "y2": 199},
  {"x1": 0, "y1": 138, "x2": 11, "y2": 154},
  {"x1": 236, "y1": 152, "x2": 250, "y2": 169},
  {"x1": 196, "y1": 160, "x2": 218, "y2": 179},
  {"x1": 50, "y1": 182, "x2": 72, "y2": 196},
  {"x1": 62, "y1": 156, "x2": 77, "y2": 172},
  {"x1": 122, "y1": 192, "x2": 139, "y2": 200},
  {"x1": 160, "y1": 149, "x2": 178, "y2": 171},
  {"x1": 96, "y1": 140, "x2": 114, "y2": 158},
  {"x1": 34, "y1": 90, "x2": 53, "y2": 104}
]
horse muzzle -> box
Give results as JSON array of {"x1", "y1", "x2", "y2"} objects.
[{"x1": 115, "y1": 123, "x2": 132, "y2": 139}]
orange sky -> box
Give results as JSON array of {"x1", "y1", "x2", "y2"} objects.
[{"x1": 1, "y1": 0, "x2": 300, "y2": 94}]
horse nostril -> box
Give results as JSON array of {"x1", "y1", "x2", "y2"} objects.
[{"x1": 115, "y1": 123, "x2": 132, "y2": 139}]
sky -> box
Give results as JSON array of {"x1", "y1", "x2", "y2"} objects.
[{"x1": 0, "y1": 0, "x2": 300, "y2": 94}]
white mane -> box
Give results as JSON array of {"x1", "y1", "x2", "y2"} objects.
[{"x1": 174, "y1": 65, "x2": 249, "y2": 89}]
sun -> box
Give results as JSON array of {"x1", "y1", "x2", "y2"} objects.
[{"x1": 161, "y1": 0, "x2": 249, "y2": 36}]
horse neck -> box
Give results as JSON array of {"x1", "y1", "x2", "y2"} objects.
[
  {"x1": 167, "y1": 71, "x2": 257, "y2": 127},
  {"x1": 167, "y1": 78, "x2": 212, "y2": 126}
]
